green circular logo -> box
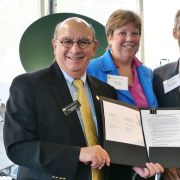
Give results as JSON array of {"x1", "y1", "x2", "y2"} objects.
[{"x1": 20, "y1": 13, "x2": 107, "y2": 72}]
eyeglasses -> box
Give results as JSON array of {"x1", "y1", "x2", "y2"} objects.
[{"x1": 56, "y1": 39, "x2": 94, "y2": 49}]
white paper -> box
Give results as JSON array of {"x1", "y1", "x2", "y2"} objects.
[
  {"x1": 107, "y1": 75, "x2": 128, "y2": 90},
  {"x1": 0, "y1": 122, "x2": 14, "y2": 171},
  {"x1": 141, "y1": 110, "x2": 180, "y2": 155},
  {"x1": 163, "y1": 74, "x2": 180, "y2": 94},
  {"x1": 103, "y1": 101, "x2": 144, "y2": 146}
]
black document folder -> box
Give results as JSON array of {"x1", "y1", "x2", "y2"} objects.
[{"x1": 100, "y1": 96, "x2": 180, "y2": 168}]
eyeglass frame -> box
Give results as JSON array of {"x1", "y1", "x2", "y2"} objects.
[{"x1": 56, "y1": 39, "x2": 94, "y2": 49}]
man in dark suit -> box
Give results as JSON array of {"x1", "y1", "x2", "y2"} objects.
[
  {"x1": 153, "y1": 9, "x2": 180, "y2": 180},
  {"x1": 4, "y1": 17, "x2": 162, "y2": 180},
  {"x1": 3, "y1": 17, "x2": 132, "y2": 180}
]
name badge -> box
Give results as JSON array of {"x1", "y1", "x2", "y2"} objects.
[
  {"x1": 107, "y1": 75, "x2": 128, "y2": 90},
  {"x1": 62, "y1": 100, "x2": 81, "y2": 115},
  {"x1": 163, "y1": 74, "x2": 180, "y2": 94}
]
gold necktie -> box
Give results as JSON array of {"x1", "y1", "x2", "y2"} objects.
[{"x1": 73, "y1": 79, "x2": 102, "y2": 180}]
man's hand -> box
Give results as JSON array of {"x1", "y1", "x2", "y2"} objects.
[
  {"x1": 79, "y1": 145, "x2": 110, "y2": 169},
  {"x1": 162, "y1": 168, "x2": 180, "y2": 180},
  {"x1": 133, "y1": 163, "x2": 164, "y2": 179}
]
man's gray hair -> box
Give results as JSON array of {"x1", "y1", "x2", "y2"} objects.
[
  {"x1": 174, "y1": 10, "x2": 180, "y2": 31},
  {"x1": 53, "y1": 18, "x2": 96, "y2": 41}
]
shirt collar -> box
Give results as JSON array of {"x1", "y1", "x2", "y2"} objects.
[
  {"x1": 114, "y1": 56, "x2": 142, "y2": 68},
  {"x1": 59, "y1": 67, "x2": 86, "y2": 85}
]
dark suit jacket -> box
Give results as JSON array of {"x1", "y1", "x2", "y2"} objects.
[
  {"x1": 153, "y1": 59, "x2": 180, "y2": 180},
  {"x1": 4, "y1": 61, "x2": 132, "y2": 180},
  {"x1": 153, "y1": 59, "x2": 180, "y2": 107}
]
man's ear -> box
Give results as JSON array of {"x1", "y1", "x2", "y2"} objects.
[
  {"x1": 91, "y1": 40, "x2": 98, "y2": 58},
  {"x1": 52, "y1": 39, "x2": 57, "y2": 55},
  {"x1": 173, "y1": 28, "x2": 178, "y2": 39}
]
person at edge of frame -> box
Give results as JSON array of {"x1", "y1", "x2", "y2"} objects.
[{"x1": 153, "y1": 9, "x2": 180, "y2": 180}]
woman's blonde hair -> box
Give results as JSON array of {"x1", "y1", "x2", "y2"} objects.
[{"x1": 105, "y1": 9, "x2": 142, "y2": 49}]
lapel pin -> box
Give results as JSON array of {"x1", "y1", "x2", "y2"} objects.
[
  {"x1": 96, "y1": 95, "x2": 99, "y2": 100},
  {"x1": 163, "y1": 80, "x2": 167, "y2": 85}
]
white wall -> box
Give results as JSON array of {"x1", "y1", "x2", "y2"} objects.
[
  {"x1": 143, "y1": 0, "x2": 180, "y2": 67},
  {"x1": 0, "y1": 0, "x2": 40, "y2": 103},
  {"x1": 57, "y1": 0, "x2": 136, "y2": 26}
]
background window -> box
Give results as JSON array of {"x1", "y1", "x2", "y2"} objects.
[
  {"x1": 0, "y1": 0, "x2": 40, "y2": 103},
  {"x1": 57, "y1": 0, "x2": 136, "y2": 26},
  {"x1": 143, "y1": 0, "x2": 180, "y2": 68}
]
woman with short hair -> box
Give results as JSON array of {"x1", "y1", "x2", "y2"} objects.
[{"x1": 87, "y1": 9, "x2": 164, "y2": 179}]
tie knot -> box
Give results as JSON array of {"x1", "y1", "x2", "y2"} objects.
[{"x1": 73, "y1": 79, "x2": 83, "y2": 89}]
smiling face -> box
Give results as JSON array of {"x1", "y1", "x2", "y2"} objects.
[
  {"x1": 108, "y1": 22, "x2": 140, "y2": 64},
  {"x1": 52, "y1": 18, "x2": 98, "y2": 79}
]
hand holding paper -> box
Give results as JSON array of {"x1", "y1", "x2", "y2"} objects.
[{"x1": 133, "y1": 163, "x2": 164, "y2": 179}]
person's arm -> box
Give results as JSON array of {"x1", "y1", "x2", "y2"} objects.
[
  {"x1": 4, "y1": 75, "x2": 111, "y2": 178},
  {"x1": 4, "y1": 76, "x2": 80, "y2": 179}
]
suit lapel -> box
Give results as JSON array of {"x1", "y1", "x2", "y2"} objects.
[
  {"x1": 49, "y1": 61, "x2": 86, "y2": 147},
  {"x1": 167, "y1": 60, "x2": 180, "y2": 107},
  {"x1": 137, "y1": 66, "x2": 154, "y2": 107},
  {"x1": 101, "y1": 50, "x2": 134, "y2": 102}
]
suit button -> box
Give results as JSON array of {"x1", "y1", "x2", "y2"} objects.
[
  {"x1": 63, "y1": 178, "x2": 66, "y2": 180},
  {"x1": 56, "y1": 177, "x2": 59, "y2": 179},
  {"x1": 52, "y1": 176, "x2": 55, "y2": 178},
  {"x1": 59, "y1": 178, "x2": 63, "y2": 179}
]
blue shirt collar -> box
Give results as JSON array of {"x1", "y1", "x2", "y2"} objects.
[{"x1": 59, "y1": 67, "x2": 86, "y2": 86}]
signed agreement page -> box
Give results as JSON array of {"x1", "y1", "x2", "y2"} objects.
[
  {"x1": 141, "y1": 110, "x2": 180, "y2": 155},
  {"x1": 103, "y1": 101, "x2": 144, "y2": 147}
]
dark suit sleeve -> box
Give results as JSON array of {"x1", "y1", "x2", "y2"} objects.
[{"x1": 3, "y1": 76, "x2": 80, "y2": 179}]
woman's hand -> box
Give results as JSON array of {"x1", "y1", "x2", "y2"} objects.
[{"x1": 133, "y1": 163, "x2": 164, "y2": 179}]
